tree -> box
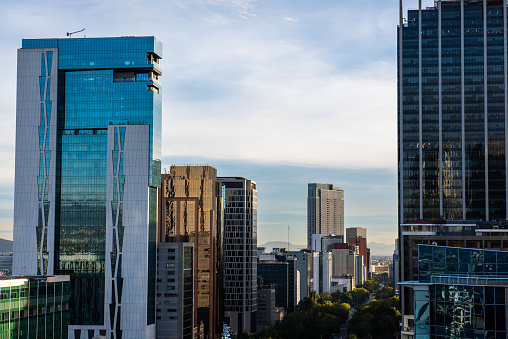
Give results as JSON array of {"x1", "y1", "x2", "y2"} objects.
[
  {"x1": 251, "y1": 295, "x2": 351, "y2": 339},
  {"x1": 347, "y1": 296, "x2": 401, "y2": 339},
  {"x1": 350, "y1": 288, "x2": 369, "y2": 305},
  {"x1": 375, "y1": 286, "x2": 394, "y2": 300},
  {"x1": 360, "y1": 278, "x2": 381, "y2": 293}
]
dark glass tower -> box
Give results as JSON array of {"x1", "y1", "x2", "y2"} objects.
[
  {"x1": 13, "y1": 36, "x2": 162, "y2": 338},
  {"x1": 398, "y1": 0, "x2": 508, "y2": 224}
]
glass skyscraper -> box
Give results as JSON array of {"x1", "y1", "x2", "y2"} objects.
[
  {"x1": 400, "y1": 244, "x2": 508, "y2": 338},
  {"x1": 398, "y1": 0, "x2": 508, "y2": 224},
  {"x1": 13, "y1": 36, "x2": 162, "y2": 339}
]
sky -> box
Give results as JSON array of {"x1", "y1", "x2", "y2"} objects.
[{"x1": 0, "y1": 0, "x2": 435, "y2": 246}]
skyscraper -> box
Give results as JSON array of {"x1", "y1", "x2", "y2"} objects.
[
  {"x1": 398, "y1": 0, "x2": 508, "y2": 224},
  {"x1": 13, "y1": 36, "x2": 162, "y2": 339},
  {"x1": 398, "y1": 1, "x2": 508, "y2": 334},
  {"x1": 159, "y1": 165, "x2": 223, "y2": 339},
  {"x1": 218, "y1": 177, "x2": 257, "y2": 335},
  {"x1": 307, "y1": 183, "x2": 344, "y2": 248}
]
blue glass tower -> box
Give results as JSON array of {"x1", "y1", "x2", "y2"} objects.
[
  {"x1": 400, "y1": 244, "x2": 508, "y2": 338},
  {"x1": 398, "y1": 0, "x2": 508, "y2": 224},
  {"x1": 13, "y1": 36, "x2": 162, "y2": 339}
]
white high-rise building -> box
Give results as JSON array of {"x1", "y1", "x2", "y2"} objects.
[{"x1": 307, "y1": 183, "x2": 344, "y2": 248}]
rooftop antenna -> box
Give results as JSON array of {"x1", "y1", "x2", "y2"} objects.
[
  {"x1": 67, "y1": 28, "x2": 86, "y2": 38},
  {"x1": 287, "y1": 225, "x2": 290, "y2": 251}
]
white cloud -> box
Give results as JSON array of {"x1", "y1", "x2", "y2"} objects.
[{"x1": 0, "y1": 0, "x2": 401, "y2": 245}]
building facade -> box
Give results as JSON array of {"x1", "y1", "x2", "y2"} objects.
[
  {"x1": 256, "y1": 289, "x2": 276, "y2": 331},
  {"x1": 156, "y1": 242, "x2": 194, "y2": 339},
  {"x1": 347, "y1": 233, "x2": 371, "y2": 278},
  {"x1": 0, "y1": 253, "x2": 13, "y2": 276},
  {"x1": 400, "y1": 244, "x2": 508, "y2": 338},
  {"x1": 321, "y1": 235, "x2": 344, "y2": 252},
  {"x1": 331, "y1": 248, "x2": 356, "y2": 279},
  {"x1": 282, "y1": 251, "x2": 311, "y2": 301},
  {"x1": 13, "y1": 37, "x2": 162, "y2": 339},
  {"x1": 307, "y1": 184, "x2": 344, "y2": 248},
  {"x1": 345, "y1": 227, "x2": 366, "y2": 241},
  {"x1": 0, "y1": 276, "x2": 70, "y2": 339},
  {"x1": 159, "y1": 165, "x2": 224, "y2": 339},
  {"x1": 218, "y1": 177, "x2": 257, "y2": 335},
  {"x1": 257, "y1": 259, "x2": 298, "y2": 314},
  {"x1": 398, "y1": 0, "x2": 508, "y2": 224},
  {"x1": 399, "y1": 219, "x2": 508, "y2": 316}
]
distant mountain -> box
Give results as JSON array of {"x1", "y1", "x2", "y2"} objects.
[
  {"x1": 258, "y1": 241, "x2": 306, "y2": 252},
  {"x1": 0, "y1": 239, "x2": 12, "y2": 254},
  {"x1": 368, "y1": 242, "x2": 395, "y2": 257}
]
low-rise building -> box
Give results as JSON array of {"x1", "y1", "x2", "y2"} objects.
[
  {"x1": 0, "y1": 275, "x2": 70, "y2": 338},
  {"x1": 400, "y1": 244, "x2": 508, "y2": 338},
  {"x1": 256, "y1": 289, "x2": 276, "y2": 330}
]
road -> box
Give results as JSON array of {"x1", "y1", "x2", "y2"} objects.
[{"x1": 333, "y1": 292, "x2": 376, "y2": 339}]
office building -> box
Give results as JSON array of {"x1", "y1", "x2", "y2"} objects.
[
  {"x1": 281, "y1": 250, "x2": 311, "y2": 301},
  {"x1": 320, "y1": 252, "x2": 332, "y2": 293},
  {"x1": 257, "y1": 258, "x2": 298, "y2": 314},
  {"x1": 347, "y1": 232, "x2": 371, "y2": 278},
  {"x1": 330, "y1": 277, "x2": 353, "y2": 293},
  {"x1": 307, "y1": 184, "x2": 344, "y2": 248},
  {"x1": 0, "y1": 275, "x2": 70, "y2": 339},
  {"x1": 218, "y1": 177, "x2": 257, "y2": 335},
  {"x1": 345, "y1": 227, "x2": 366, "y2": 241},
  {"x1": 354, "y1": 255, "x2": 365, "y2": 287},
  {"x1": 321, "y1": 235, "x2": 344, "y2": 252},
  {"x1": 0, "y1": 253, "x2": 13, "y2": 276},
  {"x1": 13, "y1": 37, "x2": 162, "y2": 339},
  {"x1": 398, "y1": 0, "x2": 508, "y2": 224},
  {"x1": 308, "y1": 250, "x2": 332, "y2": 295},
  {"x1": 156, "y1": 242, "x2": 194, "y2": 339},
  {"x1": 400, "y1": 244, "x2": 508, "y2": 338},
  {"x1": 399, "y1": 219, "x2": 508, "y2": 283},
  {"x1": 256, "y1": 289, "x2": 276, "y2": 330},
  {"x1": 331, "y1": 248, "x2": 356, "y2": 279},
  {"x1": 398, "y1": 0, "x2": 508, "y2": 331},
  {"x1": 159, "y1": 165, "x2": 224, "y2": 339}
]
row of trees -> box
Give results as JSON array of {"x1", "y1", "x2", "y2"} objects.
[
  {"x1": 242, "y1": 278, "x2": 386, "y2": 339},
  {"x1": 348, "y1": 286, "x2": 400, "y2": 339}
]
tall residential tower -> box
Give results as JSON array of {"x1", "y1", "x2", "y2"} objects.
[
  {"x1": 218, "y1": 177, "x2": 258, "y2": 335},
  {"x1": 13, "y1": 37, "x2": 162, "y2": 339},
  {"x1": 307, "y1": 183, "x2": 344, "y2": 248}
]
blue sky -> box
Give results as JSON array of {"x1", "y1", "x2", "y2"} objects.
[{"x1": 0, "y1": 0, "x2": 435, "y2": 245}]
